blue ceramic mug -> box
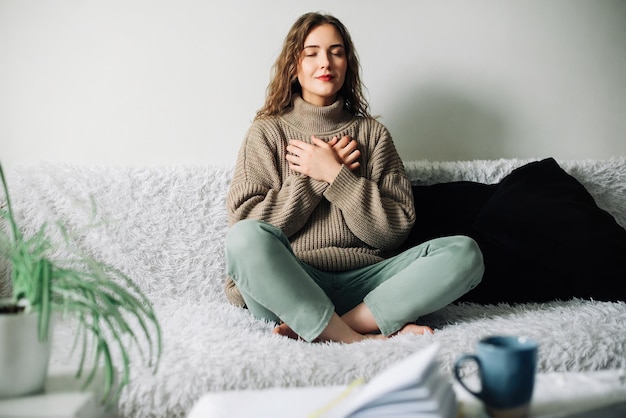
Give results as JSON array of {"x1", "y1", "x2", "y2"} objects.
[{"x1": 454, "y1": 335, "x2": 538, "y2": 417}]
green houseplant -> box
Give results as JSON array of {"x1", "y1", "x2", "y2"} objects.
[{"x1": 0, "y1": 163, "x2": 162, "y2": 403}]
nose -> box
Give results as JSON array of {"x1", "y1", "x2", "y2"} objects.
[{"x1": 319, "y1": 52, "x2": 331, "y2": 69}]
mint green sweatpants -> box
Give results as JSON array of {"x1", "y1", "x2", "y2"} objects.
[{"x1": 225, "y1": 219, "x2": 484, "y2": 342}]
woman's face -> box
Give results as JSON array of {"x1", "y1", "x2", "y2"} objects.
[{"x1": 297, "y1": 24, "x2": 347, "y2": 107}]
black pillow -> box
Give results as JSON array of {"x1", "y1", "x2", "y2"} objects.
[
  {"x1": 461, "y1": 157, "x2": 626, "y2": 304},
  {"x1": 397, "y1": 181, "x2": 497, "y2": 253}
]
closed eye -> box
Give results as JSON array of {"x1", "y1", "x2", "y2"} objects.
[
  {"x1": 302, "y1": 44, "x2": 345, "y2": 57},
  {"x1": 330, "y1": 46, "x2": 345, "y2": 56}
]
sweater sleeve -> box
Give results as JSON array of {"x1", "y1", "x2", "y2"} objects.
[
  {"x1": 323, "y1": 124, "x2": 415, "y2": 251},
  {"x1": 227, "y1": 121, "x2": 328, "y2": 237}
]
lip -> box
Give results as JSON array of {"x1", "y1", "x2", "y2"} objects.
[{"x1": 316, "y1": 74, "x2": 334, "y2": 81}]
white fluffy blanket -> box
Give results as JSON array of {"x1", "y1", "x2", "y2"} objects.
[{"x1": 2, "y1": 158, "x2": 626, "y2": 418}]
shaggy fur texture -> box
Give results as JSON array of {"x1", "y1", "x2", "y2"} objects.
[{"x1": 1, "y1": 158, "x2": 625, "y2": 418}]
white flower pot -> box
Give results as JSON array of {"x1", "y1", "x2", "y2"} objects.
[{"x1": 0, "y1": 310, "x2": 51, "y2": 398}]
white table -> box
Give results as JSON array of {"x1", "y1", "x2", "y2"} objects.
[
  {"x1": 0, "y1": 366, "x2": 117, "y2": 418},
  {"x1": 455, "y1": 370, "x2": 626, "y2": 418},
  {"x1": 187, "y1": 370, "x2": 626, "y2": 418}
]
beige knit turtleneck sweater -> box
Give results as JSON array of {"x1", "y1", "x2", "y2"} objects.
[{"x1": 225, "y1": 95, "x2": 415, "y2": 305}]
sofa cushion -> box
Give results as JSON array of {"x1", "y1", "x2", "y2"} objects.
[
  {"x1": 463, "y1": 157, "x2": 626, "y2": 303},
  {"x1": 403, "y1": 158, "x2": 626, "y2": 304},
  {"x1": 397, "y1": 181, "x2": 498, "y2": 253}
]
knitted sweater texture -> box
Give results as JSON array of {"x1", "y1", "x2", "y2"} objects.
[{"x1": 227, "y1": 95, "x2": 416, "y2": 272}]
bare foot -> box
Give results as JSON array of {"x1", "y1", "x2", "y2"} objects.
[
  {"x1": 272, "y1": 322, "x2": 301, "y2": 340},
  {"x1": 394, "y1": 323, "x2": 434, "y2": 336}
]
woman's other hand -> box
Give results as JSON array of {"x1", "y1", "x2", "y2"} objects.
[{"x1": 327, "y1": 135, "x2": 360, "y2": 171}]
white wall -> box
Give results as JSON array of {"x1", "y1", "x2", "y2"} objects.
[{"x1": 1, "y1": 0, "x2": 625, "y2": 172}]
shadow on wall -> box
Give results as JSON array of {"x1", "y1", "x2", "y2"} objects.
[{"x1": 386, "y1": 84, "x2": 511, "y2": 161}]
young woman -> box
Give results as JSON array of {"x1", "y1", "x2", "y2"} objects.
[{"x1": 224, "y1": 12, "x2": 484, "y2": 343}]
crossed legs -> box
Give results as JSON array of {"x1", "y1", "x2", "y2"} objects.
[{"x1": 226, "y1": 219, "x2": 483, "y2": 343}]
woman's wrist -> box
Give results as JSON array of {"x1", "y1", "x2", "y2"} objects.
[{"x1": 326, "y1": 163, "x2": 344, "y2": 184}]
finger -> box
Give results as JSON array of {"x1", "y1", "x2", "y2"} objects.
[
  {"x1": 285, "y1": 153, "x2": 298, "y2": 165},
  {"x1": 336, "y1": 142, "x2": 358, "y2": 158},
  {"x1": 289, "y1": 139, "x2": 308, "y2": 149},
  {"x1": 327, "y1": 136, "x2": 339, "y2": 146},
  {"x1": 333, "y1": 137, "x2": 347, "y2": 149},
  {"x1": 338, "y1": 135, "x2": 353, "y2": 147},
  {"x1": 343, "y1": 150, "x2": 361, "y2": 164},
  {"x1": 311, "y1": 136, "x2": 328, "y2": 147},
  {"x1": 289, "y1": 163, "x2": 305, "y2": 175},
  {"x1": 342, "y1": 140, "x2": 358, "y2": 154},
  {"x1": 311, "y1": 135, "x2": 326, "y2": 146},
  {"x1": 288, "y1": 141, "x2": 311, "y2": 156}
]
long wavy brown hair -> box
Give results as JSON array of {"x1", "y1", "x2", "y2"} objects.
[{"x1": 255, "y1": 12, "x2": 371, "y2": 119}]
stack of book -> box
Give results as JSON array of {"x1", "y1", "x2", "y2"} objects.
[{"x1": 310, "y1": 343, "x2": 457, "y2": 418}]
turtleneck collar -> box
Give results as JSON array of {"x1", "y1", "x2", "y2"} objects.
[{"x1": 279, "y1": 94, "x2": 356, "y2": 135}]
